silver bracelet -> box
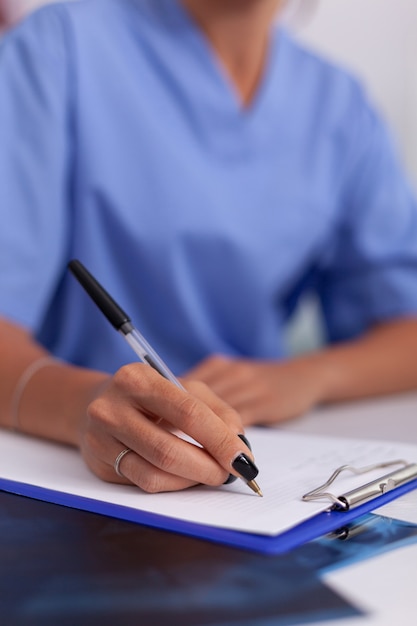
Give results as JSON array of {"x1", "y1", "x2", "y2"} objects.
[{"x1": 10, "y1": 357, "x2": 59, "y2": 431}]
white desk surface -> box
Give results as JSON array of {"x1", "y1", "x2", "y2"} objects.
[
  {"x1": 280, "y1": 391, "x2": 417, "y2": 626},
  {"x1": 280, "y1": 391, "x2": 417, "y2": 444}
]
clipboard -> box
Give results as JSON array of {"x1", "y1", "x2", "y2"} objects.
[
  {"x1": 1, "y1": 430, "x2": 417, "y2": 555},
  {"x1": 3, "y1": 466, "x2": 417, "y2": 556}
]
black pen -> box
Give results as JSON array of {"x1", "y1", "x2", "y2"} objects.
[{"x1": 68, "y1": 259, "x2": 262, "y2": 497}]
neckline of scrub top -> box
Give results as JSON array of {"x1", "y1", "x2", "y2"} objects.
[{"x1": 143, "y1": 0, "x2": 289, "y2": 129}]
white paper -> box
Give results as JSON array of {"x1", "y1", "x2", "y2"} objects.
[
  {"x1": 1, "y1": 428, "x2": 416, "y2": 536},
  {"x1": 375, "y1": 489, "x2": 417, "y2": 525}
]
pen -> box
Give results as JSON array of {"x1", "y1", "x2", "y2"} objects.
[{"x1": 68, "y1": 259, "x2": 262, "y2": 497}]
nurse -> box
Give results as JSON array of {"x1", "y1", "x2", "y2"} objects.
[{"x1": 1, "y1": 0, "x2": 417, "y2": 492}]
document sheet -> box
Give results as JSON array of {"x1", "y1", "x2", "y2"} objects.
[{"x1": 1, "y1": 429, "x2": 417, "y2": 536}]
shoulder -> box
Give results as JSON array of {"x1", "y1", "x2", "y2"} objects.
[
  {"x1": 0, "y1": 0, "x2": 125, "y2": 54},
  {"x1": 0, "y1": 0, "x2": 142, "y2": 80},
  {"x1": 2, "y1": 0, "x2": 165, "y2": 65},
  {"x1": 278, "y1": 28, "x2": 361, "y2": 89},
  {"x1": 277, "y1": 28, "x2": 369, "y2": 115},
  {"x1": 0, "y1": 3, "x2": 77, "y2": 68},
  {"x1": 275, "y1": 28, "x2": 384, "y2": 167}
]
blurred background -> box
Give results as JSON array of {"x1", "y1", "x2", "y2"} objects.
[{"x1": 1, "y1": 0, "x2": 416, "y2": 352}]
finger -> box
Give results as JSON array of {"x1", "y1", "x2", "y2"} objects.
[
  {"x1": 117, "y1": 449, "x2": 200, "y2": 493},
  {"x1": 213, "y1": 381, "x2": 268, "y2": 412},
  {"x1": 83, "y1": 423, "x2": 229, "y2": 489},
  {"x1": 178, "y1": 379, "x2": 255, "y2": 489},
  {"x1": 114, "y1": 364, "x2": 254, "y2": 471},
  {"x1": 119, "y1": 406, "x2": 232, "y2": 485},
  {"x1": 182, "y1": 379, "x2": 244, "y2": 436},
  {"x1": 214, "y1": 369, "x2": 262, "y2": 400},
  {"x1": 185, "y1": 355, "x2": 234, "y2": 388},
  {"x1": 232, "y1": 395, "x2": 293, "y2": 425},
  {"x1": 97, "y1": 364, "x2": 256, "y2": 479},
  {"x1": 110, "y1": 442, "x2": 206, "y2": 492},
  {"x1": 146, "y1": 387, "x2": 255, "y2": 478},
  {"x1": 191, "y1": 360, "x2": 259, "y2": 402},
  {"x1": 81, "y1": 431, "x2": 132, "y2": 485},
  {"x1": 86, "y1": 438, "x2": 201, "y2": 492}
]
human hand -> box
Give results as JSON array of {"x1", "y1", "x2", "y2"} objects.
[
  {"x1": 184, "y1": 354, "x2": 327, "y2": 426},
  {"x1": 80, "y1": 363, "x2": 257, "y2": 493}
]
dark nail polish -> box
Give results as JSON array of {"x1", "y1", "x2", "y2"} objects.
[
  {"x1": 232, "y1": 453, "x2": 259, "y2": 482},
  {"x1": 238, "y1": 433, "x2": 252, "y2": 451},
  {"x1": 224, "y1": 435, "x2": 253, "y2": 484}
]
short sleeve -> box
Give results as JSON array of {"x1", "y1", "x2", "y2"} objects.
[
  {"x1": 0, "y1": 7, "x2": 71, "y2": 330},
  {"x1": 317, "y1": 92, "x2": 417, "y2": 342}
]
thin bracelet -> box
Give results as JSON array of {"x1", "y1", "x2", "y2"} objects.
[{"x1": 10, "y1": 357, "x2": 59, "y2": 431}]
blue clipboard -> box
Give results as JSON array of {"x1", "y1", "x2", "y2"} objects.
[{"x1": 1, "y1": 469, "x2": 417, "y2": 555}]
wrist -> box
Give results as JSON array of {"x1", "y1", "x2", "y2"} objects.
[
  {"x1": 292, "y1": 351, "x2": 342, "y2": 407},
  {"x1": 16, "y1": 361, "x2": 110, "y2": 447},
  {"x1": 10, "y1": 356, "x2": 60, "y2": 432}
]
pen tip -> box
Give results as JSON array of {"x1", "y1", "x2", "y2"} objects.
[{"x1": 247, "y1": 479, "x2": 263, "y2": 497}]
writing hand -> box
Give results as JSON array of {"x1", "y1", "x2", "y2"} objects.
[{"x1": 80, "y1": 364, "x2": 255, "y2": 492}]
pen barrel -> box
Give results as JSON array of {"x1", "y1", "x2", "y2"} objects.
[
  {"x1": 68, "y1": 260, "x2": 131, "y2": 330},
  {"x1": 68, "y1": 259, "x2": 185, "y2": 392},
  {"x1": 123, "y1": 328, "x2": 185, "y2": 391}
]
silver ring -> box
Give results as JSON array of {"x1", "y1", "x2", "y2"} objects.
[{"x1": 114, "y1": 448, "x2": 132, "y2": 477}]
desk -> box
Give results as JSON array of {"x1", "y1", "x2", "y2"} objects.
[
  {"x1": 281, "y1": 391, "x2": 417, "y2": 445},
  {"x1": 1, "y1": 392, "x2": 417, "y2": 625}
]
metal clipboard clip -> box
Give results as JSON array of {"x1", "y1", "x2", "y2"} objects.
[{"x1": 302, "y1": 460, "x2": 417, "y2": 511}]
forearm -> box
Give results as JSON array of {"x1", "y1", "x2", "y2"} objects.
[
  {"x1": 0, "y1": 319, "x2": 256, "y2": 493},
  {"x1": 307, "y1": 318, "x2": 417, "y2": 404},
  {"x1": 0, "y1": 319, "x2": 108, "y2": 446}
]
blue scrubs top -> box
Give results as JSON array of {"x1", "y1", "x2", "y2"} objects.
[{"x1": 1, "y1": 0, "x2": 417, "y2": 375}]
